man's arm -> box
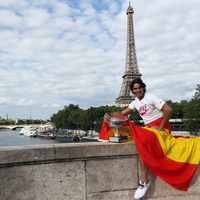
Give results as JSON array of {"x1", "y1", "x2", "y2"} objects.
[
  {"x1": 158, "y1": 103, "x2": 173, "y2": 131},
  {"x1": 104, "y1": 107, "x2": 134, "y2": 124}
]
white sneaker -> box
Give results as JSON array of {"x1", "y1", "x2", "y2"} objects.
[{"x1": 134, "y1": 180, "x2": 150, "y2": 199}]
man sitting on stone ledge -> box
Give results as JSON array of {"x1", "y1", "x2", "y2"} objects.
[{"x1": 100, "y1": 78, "x2": 200, "y2": 199}]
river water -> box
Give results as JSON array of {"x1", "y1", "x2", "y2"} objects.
[{"x1": 0, "y1": 129, "x2": 70, "y2": 147}]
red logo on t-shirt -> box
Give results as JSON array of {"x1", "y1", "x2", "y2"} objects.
[{"x1": 139, "y1": 105, "x2": 149, "y2": 116}]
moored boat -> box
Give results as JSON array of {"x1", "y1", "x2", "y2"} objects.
[
  {"x1": 36, "y1": 127, "x2": 56, "y2": 139},
  {"x1": 19, "y1": 127, "x2": 37, "y2": 137},
  {"x1": 55, "y1": 132, "x2": 80, "y2": 142}
]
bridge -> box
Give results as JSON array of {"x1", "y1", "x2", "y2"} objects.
[{"x1": 0, "y1": 123, "x2": 54, "y2": 130}]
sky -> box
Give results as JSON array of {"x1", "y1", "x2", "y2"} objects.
[{"x1": 0, "y1": 0, "x2": 199, "y2": 120}]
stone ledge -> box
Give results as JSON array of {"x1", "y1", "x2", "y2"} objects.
[
  {"x1": 0, "y1": 141, "x2": 199, "y2": 199},
  {"x1": 54, "y1": 141, "x2": 137, "y2": 160},
  {"x1": 0, "y1": 141, "x2": 137, "y2": 165}
]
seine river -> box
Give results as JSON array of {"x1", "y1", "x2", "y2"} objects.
[{"x1": 0, "y1": 129, "x2": 66, "y2": 147}]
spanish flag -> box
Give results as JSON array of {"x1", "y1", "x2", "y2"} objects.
[{"x1": 99, "y1": 118, "x2": 200, "y2": 191}]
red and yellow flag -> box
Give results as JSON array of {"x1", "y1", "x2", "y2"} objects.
[{"x1": 99, "y1": 119, "x2": 200, "y2": 191}]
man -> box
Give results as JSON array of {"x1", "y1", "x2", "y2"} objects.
[{"x1": 104, "y1": 78, "x2": 172, "y2": 199}]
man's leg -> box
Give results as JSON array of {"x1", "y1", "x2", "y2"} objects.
[
  {"x1": 139, "y1": 158, "x2": 149, "y2": 183},
  {"x1": 134, "y1": 157, "x2": 150, "y2": 199}
]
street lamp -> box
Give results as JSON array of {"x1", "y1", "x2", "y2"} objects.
[{"x1": 93, "y1": 121, "x2": 97, "y2": 135}]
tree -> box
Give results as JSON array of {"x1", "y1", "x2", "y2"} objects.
[
  {"x1": 193, "y1": 84, "x2": 200, "y2": 100},
  {"x1": 166, "y1": 100, "x2": 187, "y2": 119},
  {"x1": 50, "y1": 103, "x2": 143, "y2": 131},
  {"x1": 183, "y1": 84, "x2": 200, "y2": 135}
]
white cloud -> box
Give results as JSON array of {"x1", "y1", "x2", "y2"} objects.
[{"x1": 0, "y1": 0, "x2": 199, "y2": 119}]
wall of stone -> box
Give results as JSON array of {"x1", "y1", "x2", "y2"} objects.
[{"x1": 0, "y1": 142, "x2": 199, "y2": 200}]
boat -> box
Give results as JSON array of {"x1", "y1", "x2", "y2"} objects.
[
  {"x1": 55, "y1": 132, "x2": 80, "y2": 142},
  {"x1": 19, "y1": 127, "x2": 37, "y2": 137},
  {"x1": 36, "y1": 127, "x2": 56, "y2": 139},
  {"x1": 81, "y1": 135, "x2": 99, "y2": 142}
]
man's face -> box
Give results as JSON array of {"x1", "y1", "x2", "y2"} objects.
[{"x1": 132, "y1": 83, "x2": 145, "y2": 99}]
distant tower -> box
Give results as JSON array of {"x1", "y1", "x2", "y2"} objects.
[{"x1": 115, "y1": 2, "x2": 141, "y2": 105}]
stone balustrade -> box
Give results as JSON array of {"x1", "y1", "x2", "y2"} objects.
[{"x1": 0, "y1": 141, "x2": 199, "y2": 200}]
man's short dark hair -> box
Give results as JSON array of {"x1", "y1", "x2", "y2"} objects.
[{"x1": 130, "y1": 78, "x2": 146, "y2": 93}]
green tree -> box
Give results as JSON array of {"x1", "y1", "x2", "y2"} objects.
[
  {"x1": 183, "y1": 84, "x2": 200, "y2": 135},
  {"x1": 51, "y1": 104, "x2": 143, "y2": 131},
  {"x1": 166, "y1": 100, "x2": 186, "y2": 119},
  {"x1": 193, "y1": 84, "x2": 200, "y2": 100}
]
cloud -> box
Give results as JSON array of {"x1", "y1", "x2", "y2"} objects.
[{"x1": 0, "y1": 0, "x2": 199, "y2": 119}]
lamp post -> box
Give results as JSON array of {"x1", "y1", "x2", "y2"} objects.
[{"x1": 93, "y1": 121, "x2": 97, "y2": 135}]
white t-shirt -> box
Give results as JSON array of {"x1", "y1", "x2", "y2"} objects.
[{"x1": 128, "y1": 93, "x2": 165, "y2": 125}]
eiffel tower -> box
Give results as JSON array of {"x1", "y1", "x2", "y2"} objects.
[{"x1": 115, "y1": 2, "x2": 141, "y2": 105}]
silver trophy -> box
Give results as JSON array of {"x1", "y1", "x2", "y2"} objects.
[{"x1": 109, "y1": 115, "x2": 128, "y2": 143}]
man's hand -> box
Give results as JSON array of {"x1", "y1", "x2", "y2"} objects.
[{"x1": 103, "y1": 113, "x2": 111, "y2": 124}]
